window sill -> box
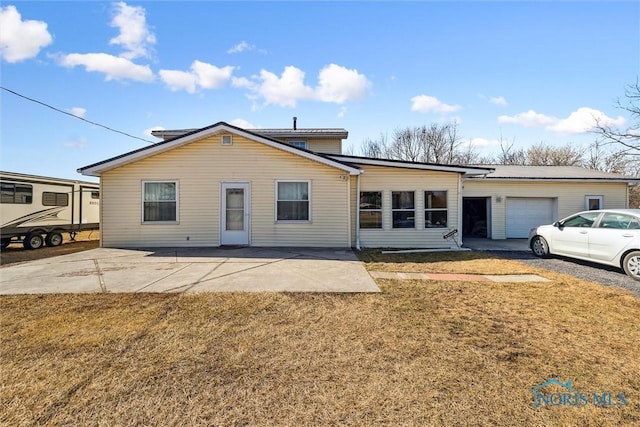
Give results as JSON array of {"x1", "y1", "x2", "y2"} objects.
[{"x1": 141, "y1": 221, "x2": 180, "y2": 225}]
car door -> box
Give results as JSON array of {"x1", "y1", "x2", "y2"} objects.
[
  {"x1": 550, "y1": 211, "x2": 601, "y2": 258},
  {"x1": 588, "y1": 213, "x2": 640, "y2": 262}
]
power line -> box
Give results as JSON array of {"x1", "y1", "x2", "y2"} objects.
[{"x1": 1, "y1": 86, "x2": 156, "y2": 144}]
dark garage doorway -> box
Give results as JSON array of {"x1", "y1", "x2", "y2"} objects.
[{"x1": 463, "y1": 197, "x2": 490, "y2": 238}]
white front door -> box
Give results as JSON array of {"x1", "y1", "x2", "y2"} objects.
[{"x1": 221, "y1": 183, "x2": 250, "y2": 245}]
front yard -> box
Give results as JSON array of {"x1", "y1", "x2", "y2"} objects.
[{"x1": 1, "y1": 251, "x2": 639, "y2": 426}]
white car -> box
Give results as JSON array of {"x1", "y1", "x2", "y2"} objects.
[{"x1": 528, "y1": 209, "x2": 640, "y2": 281}]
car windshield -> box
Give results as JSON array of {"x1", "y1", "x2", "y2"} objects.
[{"x1": 561, "y1": 212, "x2": 600, "y2": 228}]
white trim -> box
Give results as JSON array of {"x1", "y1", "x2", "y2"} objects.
[
  {"x1": 220, "y1": 182, "x2": 250, "y2": 245},
  {"x1": 289, "y1": 140, "x2": 308, "y2": 149},
  {"x1": 329, "y1": 155, "x2": 492, "y2": 176},
  {"x1": 423, "y1": 190, "x2": 449, "y2": 229},
  {"x1": 585, "y1": 195, "x2": 604, "y2": 210},
  {"x1": 275, "y1": 180, "x2": 312, "y2": 223},
  {"x1": 391, "y1": 190, "x2": 416, "y2": 229},
  {"x1": 355, "y1": 174, "x2": 361, "y2": 249},
  {"x1": 141, "y1": 180, "x2": 179, "y2": 224},
  {"x1": 79, "y1": 123, "x2": 361, "y2": 177},
  {"x1": 359, "y1": 190, "x2": 383, "y2": 230}
]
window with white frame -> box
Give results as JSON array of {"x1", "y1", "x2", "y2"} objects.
[
  {"x1": 276, "y1": 181, "x2": 309, "y2": 221},
  {"x1": 289, "y1": 141, "x2": 307, "y2": 149},
  {"x1": 143, "y1": 181, "x2": 178, "y2": 222},
  {"x1": 424, "y1": 190, "x2": 448, "y2": 228},
  {"x1": 360, "y1": 191, "x2": 382, "y2": 229},
  {"x1": 392, "y1": 191, "x2": 415, "y2": 228},
  {"x1": 221, "y1": 135, "x2": 233, "y2": 145},
  {"x1": 585, "y1": 195, "x2": 603, "y2": 210}
]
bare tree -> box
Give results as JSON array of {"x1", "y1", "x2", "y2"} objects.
[
  {"x1": 592, "y1": 79, "x2": 640, "y2": 154},
  {"x1": 525, "y1": 142, "x2": 583, "y2": 166},
  {"x1": 360, "y1": 133, "x2": 390, "y2": 158}
]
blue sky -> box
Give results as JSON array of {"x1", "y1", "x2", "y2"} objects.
[{"x1": 1, "y1": 1, "x2": 638, "y2": 181}]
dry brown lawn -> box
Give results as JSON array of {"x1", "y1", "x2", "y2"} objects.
[{"x1": 1, "y1": 250, "x2": 639, "y2": 426}]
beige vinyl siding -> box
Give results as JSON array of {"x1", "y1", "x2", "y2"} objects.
[
  {"x1": 307, "y1": 138, "x2": 342, "y2": 154},
  {"x1": 101, "y1": 132, "x2": 350, "y2": 248},
  {"x1": 463, "y1": 180, "x2": 628, "y2": 239},
  {"x1": 354, "y1": 164, "x2": 460, "y2": 248}
]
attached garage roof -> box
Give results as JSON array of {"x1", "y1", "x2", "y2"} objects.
[{"x1": 465, "y1": 165, "x2": 640, "y2": 182}]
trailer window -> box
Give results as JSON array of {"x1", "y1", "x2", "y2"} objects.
[
  {"x1": 91, "y1": 191, "x2": 100, "y2": 199},
  {"x1": 1, "y1": 183, "x2": 33, "y2": 204},
  {"x1": 43, "y1": 192, "x2": 69, "y2": 206}
]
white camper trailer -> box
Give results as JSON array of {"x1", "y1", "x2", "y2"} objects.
[{"x1": 0, "y1": 171, "x2": 99, "y2": 250}]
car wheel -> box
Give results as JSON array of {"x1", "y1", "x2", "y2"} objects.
[
  {"x1": 531, "y1": 236, "x2": 550, "y2": 258},
  {"x1": 622, "y1": 251, "x2": 640, "y2": 281},
  {"x1": 45, "y1": 232, "x2": 64, "y2": 247},
  {"x1": 24, "y1": 233, "x2": 44, "y2": 250}
]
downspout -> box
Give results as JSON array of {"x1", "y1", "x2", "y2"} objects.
[
  {"x1": 346, "y1": 175, "x2": 351, "y2": 248},
  {"x1": 356, "y1": 173, "x2": 361, "y2": 250},
  {"x1": 458, "y1": 174, "x2": 463, "y2": 247}
]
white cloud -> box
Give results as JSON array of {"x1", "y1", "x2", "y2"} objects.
[
  {"x1": 315, "y1": 64, "x2": 371, "y2": 104},
  {"x1": 159, "y1": 60, "x2": 235, "y2": 93},
  {"x1": 0, "y1": 5, "x2": 53, "y2": 63},
  {"x1": 489, "y1": 96, "x2": 508, "y2": 106},
  {"x1": 227, "y1": 41, "x2": 253, "y2": 54},
  {"x1": 237, "y1": 64, "x2": 371, "y2": 108},
  {"x1": 231, "y1": 76, "x2": 257, "y2": 90},
  {"x1": 58, "y1": 52, "x2": 154, "y2": 82},
  {"x1": 547, "y1": 107, "x2": 626, "y2": 134},
  {"x1": 256, "y1": 66, "x2": 315, "y2": 107},
  {"x1": 158, "y1": 69, "x2": 196, "y2": 92},
  {"x1": 63, "y1": 137, "x2": 87, "y2": 149},
  {"x1": 109, "y1": 2, "x2": 155, "y2": 60},
  {"x1": 338, "y1": 106, "x2": 347, "y2": 118},
  {"x1": 191, "y1": 61, "x2": 235, "y2": 89},
  {"x1": 411, "y1": 95, "x2": 461, "y2": 113},
  {"x1": 229, "y1": 118, "x2": 255, "y2": 129},
  {"x1": 69, "y1": 107, "x2": 86, "y2": 118},
  {"x1": 498, "y1": 110, "x2": 557, "y2": 128},
  {"x1": 145, "y1": 126, "x2": 165, "y2": 137},
  {"x1": 461, "y1": 137, "x2": 501, "y2": 148},
  {"x1": 498, "y1": 107, "x2": 626, "y2": 134}
]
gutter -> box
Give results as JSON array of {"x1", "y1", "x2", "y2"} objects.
[{"x1": 356, "y1": 173, "x2": 361, "y2": 250}]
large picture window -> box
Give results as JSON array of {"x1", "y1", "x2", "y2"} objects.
[
  {"x1": 424, "y1": 191, "x2": 448, "y2": 228},
  {"x1": 392, "y1": 191, "x2": 414, "y2": 228},
  {"x1": 277, "y1": 181, "x2": 309, "y2": 221},
  {"x1": 1, "y1": 183, "x2": 32, "y2": 204},
  {"x1": 360, "y1": 191, "x2": 382, "y2": 229},
  {"x1": 143, "y1": 181, "x2": 178, "y2": 222}
]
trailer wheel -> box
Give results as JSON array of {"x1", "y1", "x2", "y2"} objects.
[
  {"x1": 1, "y1": 238, "x2": 10, "y2": 250},
  {"x1": 46, "y1": 232, "x2": 64, "y2": 247},
  {"x1": 24, "y1": 233, "x2": 44, "y2": 250}
]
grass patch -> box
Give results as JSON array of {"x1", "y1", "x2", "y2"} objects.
[
  {"x1": 357, "y1": 248, "x2": 540, "y2": 275},
  {"x1": 2, "y1": 266, "x2": 639, "y2": 425}
]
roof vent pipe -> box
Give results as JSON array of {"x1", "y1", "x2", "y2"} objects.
[{"x1": 293, "y1": 116, "x2": 297, "y2": 130}]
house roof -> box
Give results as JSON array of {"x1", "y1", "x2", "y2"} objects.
[
  {"x1": 151, "y1": 128, "x2": 348, "y2": 140},
  {"x1": 78, "y1": 122, "x2": 361, "y2": 177},
  {"x1": 328, "y1": 155, "x2": 494, "y2": 176},
  {"x1": 464, "y1": 165, "x2": 640, "y2": 182}
]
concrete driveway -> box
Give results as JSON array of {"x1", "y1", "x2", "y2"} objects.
[{"x1": 0, "y1": 247, "x2": 380, "y2": 294}]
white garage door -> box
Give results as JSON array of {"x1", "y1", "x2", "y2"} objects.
[{"x1": 506, "y1": 198, "x2": 554, "y2": 238}]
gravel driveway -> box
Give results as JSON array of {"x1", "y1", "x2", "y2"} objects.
[{"x1": 492, "y1": 250, "x2": 640, "y2": 297}]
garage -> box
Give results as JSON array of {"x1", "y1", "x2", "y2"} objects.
[{"x1": 505, "y1": 197, "x2": 555, "y2": 238}]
